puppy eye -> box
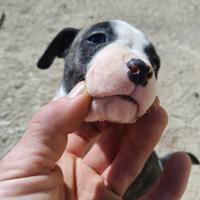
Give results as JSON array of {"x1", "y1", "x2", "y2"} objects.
[{"x1": 87, "y1": 33, "x2": 107, "y2": 44}]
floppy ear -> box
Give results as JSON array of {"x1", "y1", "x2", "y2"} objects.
[{"x1": 37, "y1": 28, "x2": 79, "y2": 69}]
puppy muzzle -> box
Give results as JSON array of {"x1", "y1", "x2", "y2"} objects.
[{"x1": 85, "y1": 43, "x2": 156, "y2": 123}]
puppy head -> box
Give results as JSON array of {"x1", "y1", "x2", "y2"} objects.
[{"x1": 37, "y1": 20, "x2": 160, "y2": 123}]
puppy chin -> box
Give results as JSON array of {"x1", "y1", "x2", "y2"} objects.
[{"x1": 85, "y1": 96, "x2": 138, "y2": 124}]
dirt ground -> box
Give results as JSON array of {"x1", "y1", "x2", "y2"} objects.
[{"x1": 0, "y1": 0, "x2": 199, "y2": 199}]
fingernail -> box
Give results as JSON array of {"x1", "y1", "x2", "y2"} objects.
[{"x1": 68, "y1": 81, "x2": 86, "y2": 98}]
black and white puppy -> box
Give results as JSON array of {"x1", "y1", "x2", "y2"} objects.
[
  {"x1": 38, "y1": 20, "x2": 160, "y2": 124},
  {"x1": 37, "y1": 20, "x2": 199, "y2": 200}
]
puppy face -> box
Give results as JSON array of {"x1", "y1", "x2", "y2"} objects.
[{"x1": 37, "y1": 20, "x2": 160, "y2": 123}]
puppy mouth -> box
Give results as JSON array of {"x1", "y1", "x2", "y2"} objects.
[
  {"x1": 117, "y1": 95, "x2": 137, "y2": 104},
  {"x1": 93, "y1": 95, "x2": 137, "y2": 105},
  {"x1": 87, "y1": 94, "x2": 139, "y2": 123}
]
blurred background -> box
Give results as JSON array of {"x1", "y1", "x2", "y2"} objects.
[{"x1": 0, "y1": 0, "x2": 199, "y2": 199}]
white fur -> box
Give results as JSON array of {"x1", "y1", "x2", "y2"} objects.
[
  {"x1": 111, "y1": 20, "x2": 150, "y2": 64},
  {"x1": 53, "y1": 82, "x2": 66, "y2": 100}
]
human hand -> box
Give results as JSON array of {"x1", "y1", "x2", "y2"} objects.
[{"x1": 0, "y1": 82, "x2": 191, "y2": 200}]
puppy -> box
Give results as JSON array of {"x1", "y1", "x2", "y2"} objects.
[{"x1": 37, "y1": 20, "x2": 199, "y2": 200}]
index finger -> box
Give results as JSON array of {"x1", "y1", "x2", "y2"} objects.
[{"x1": 102, "y1": 104, "x2": 168, "y2": 196}]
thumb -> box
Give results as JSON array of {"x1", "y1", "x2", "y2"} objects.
[
  {"x1": 30, "y1": 82, "x2": 91, "y2": 135},
  {"x1": 0, "y1": 82, "x2": 91, "y2": 179}
]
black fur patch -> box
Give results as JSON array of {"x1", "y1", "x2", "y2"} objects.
[
  {"x1": 63, "y1": 22, "x2": 116, "y2": 92},
  {"x1": 144, "y1": 43, "x2": 160, "y2": 78}
]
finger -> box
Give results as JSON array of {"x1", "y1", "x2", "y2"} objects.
[
  {"x1": 75, "y1": 158, "x2": 121, "y2": 200},
  {"x1": 66, "y1": 121, "x2": 112, "y2": 157},
  {"x1": 58, "y1": 122, "x2": 121, "y2": 192},
  {"x1": 66, "y1": 123, "x2": 100, "y2": 157},
  {"x1": 83, "y1": 124, "x2": 126, "y2": 174},
  {"x1": 139, "y1": 152, "x2": 191, "y2": 200},
  {"x1": 0, "y1": 83, "x2": 91, "y2": 179},
  {"x1": 102, "y1": 105, "x2": 168, "y2": 196}
]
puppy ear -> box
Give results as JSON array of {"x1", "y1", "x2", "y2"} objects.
[{"x1": 37, "y1": 28, "x2": 79, "y2": 69}]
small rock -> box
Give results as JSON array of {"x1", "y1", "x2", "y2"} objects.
[
  {"x1": 194, "y1": 92, "x2": 199, "y2": 98},
  {"x1": 0, "y1": 12, "x2": 6, "y2": 29}
]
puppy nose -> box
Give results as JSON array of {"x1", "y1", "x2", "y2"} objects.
[{"x1": 127, "y1": 58, "x2": 153, "y2": 86}]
